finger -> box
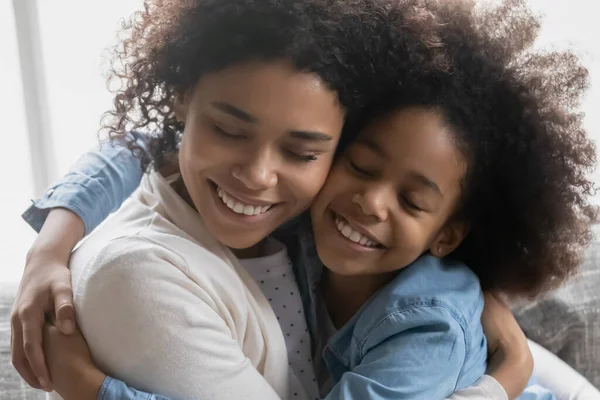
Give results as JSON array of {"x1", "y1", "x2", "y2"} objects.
[
  {"x1": 10, "y1": 315, "x2": 43, "y2": 390},
  {"x1": 53, "y1": 285, "x2": 75, "y2": 335},
  {"x1": 22, "y1": 313, "x2": 52, "y2": 391}
]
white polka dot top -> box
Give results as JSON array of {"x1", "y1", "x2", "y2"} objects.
[{"x1": 240, "y1": 237, "x2": 319, "y2": 400}]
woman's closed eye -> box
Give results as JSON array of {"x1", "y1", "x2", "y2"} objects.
[
  {"x1": 213, "y1": 123, "x2": 245, "y2": 140},
  {"x1": 282, "y1": 147, "x2": 320, "y2": 162}
]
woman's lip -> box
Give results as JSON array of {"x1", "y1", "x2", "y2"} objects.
[
  {"x1": 208, "y1": 179, "x2": 279, "y2": 207},
  {"x1": 209, "y1": 180, "x2": 276, "y2": 223},
  {"x1": 330, "y1": 209, "x2": 386, "y2": 248}
]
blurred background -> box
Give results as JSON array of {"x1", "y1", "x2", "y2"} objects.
[{"x1": 0, "y1": 0, "x2": 598, "y2": 283}]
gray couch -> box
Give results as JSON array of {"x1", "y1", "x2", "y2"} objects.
[
  {"x1": 1, "y1": 284, "x2": 43, "y2": 400},
  {"x1": 1, "y1": 243, "x2": 599, "y2": 399}
]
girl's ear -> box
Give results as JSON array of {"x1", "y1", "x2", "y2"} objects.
[
  {"x1": 174, "y1": 90, "x2": 191, "y2": 123},
  {"x1": 429, "y1": 219, "x2": 470, "y2": 258}
]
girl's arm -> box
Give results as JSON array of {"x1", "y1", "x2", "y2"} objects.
[
  {"x1": 23, "y1": 132, "x2": 149, "y2": 235},
  {"x1": 12, "y1": 133, "x2": 150, "y2": 391}
]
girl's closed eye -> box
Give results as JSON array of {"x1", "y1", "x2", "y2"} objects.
[
  {"x1": 347, "y1": 158, "x2": 374, "y2": 178},
  {"x1": 400, "y1": 195, "x2": 425, "y2": 212}
]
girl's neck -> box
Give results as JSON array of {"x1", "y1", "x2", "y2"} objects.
[{"x1": 322, "y1": 269, "x2": 396, "y2": 329}]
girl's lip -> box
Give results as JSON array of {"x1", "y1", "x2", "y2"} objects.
[
  {"x1": 329, "y1": 209, "x2": 386, "y2": 248},
  {"x1": 328, "y1": 210, "x2": 387, "y2": 252}
]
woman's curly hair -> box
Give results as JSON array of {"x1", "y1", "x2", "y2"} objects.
[
  {"x1": 101, "y1": 0, "x2": 450, "y2": 170},
  {"x1": 359, "y1": 0, "x2": 597, "y2": 296}
]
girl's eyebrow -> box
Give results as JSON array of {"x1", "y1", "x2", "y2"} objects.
[
  {"x1": 410, "y1": 172, "x2": 443, "y2": 197},
  {"x1": 211, "y1": 101, "x2": 257, "y2": 123},
  {"x1": 359, "y1": 137, "x2": 389, "y2": 160},
  {"x1": 359, "y1": 138, "x2": 443, "y2": 197}
]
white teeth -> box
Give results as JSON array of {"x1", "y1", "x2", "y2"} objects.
[
  {"x1": 341, "y1": 225, "x2": 353, "y2": 237},
  {"x1": 334, "y1": 215, "x2": 380, "y2": 248},
  {"x1": 216, "y1": 186, "x2": 272, "y2": 216}
]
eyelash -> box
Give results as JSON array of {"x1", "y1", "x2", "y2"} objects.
[{"x1": 283, "y1": 148, "x2": 319, "y2": 162}]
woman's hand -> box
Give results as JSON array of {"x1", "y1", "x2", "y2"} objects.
[
  {"x1": 43, "y1": 324, "x2": 105, "y2": 400},
  {"x1": 481, "y1": 292, "x2": 533, "y2": 400},
  {"x1": 11, "y1": 208, "x2": 84, "y2": 391}
]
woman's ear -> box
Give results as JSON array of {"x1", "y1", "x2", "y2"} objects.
[
  {"x1": 429, "y1": 219, "x2": 470, "y2": 258},
  {"x1": 174, "y1": 90, "x2": 190, "y2": 123}
]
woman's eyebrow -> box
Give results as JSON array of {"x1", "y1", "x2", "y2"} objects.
[
  {"x1": 210, "y1": 101, "x2": 258, "y2": 123},
  {"x1": 288, "y1": 131, "x2": 333, "y2": 141}
]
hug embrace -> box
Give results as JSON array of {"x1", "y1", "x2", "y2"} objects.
[{"x1": 11, "y1": 0, "x2": 599, "y2": 399}]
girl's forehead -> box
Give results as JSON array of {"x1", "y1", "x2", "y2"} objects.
[{"x1": 353, "y1": 107, "x2": 466, "y2": 178}]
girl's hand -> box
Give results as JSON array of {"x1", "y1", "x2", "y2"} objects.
[
  {"x1": 481, "y1": 292, "x2": 534, "y2": 400},
  {"x1": 11, "y1": 208, "x2": 84, "y2": 391},
  {"x1": 43, "y1": 324, "x2": 105, "y2": 400}
]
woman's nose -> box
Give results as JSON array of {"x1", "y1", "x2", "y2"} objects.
[{"x1": 232, "y1": 151, "x2": 278, "y2": 190}]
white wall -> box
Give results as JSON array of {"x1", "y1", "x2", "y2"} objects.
[{"x1": 0, "y1": 0, "x2": 36, "y2": 283}]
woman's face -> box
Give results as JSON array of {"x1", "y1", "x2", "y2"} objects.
[
  {"x1": 176, "y1": 60, "x2": 346, "y2": 250},
  {"x1": 311, "y1": 107, "x2": 468, "y2": 276}
]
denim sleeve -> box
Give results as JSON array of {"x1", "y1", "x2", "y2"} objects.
[
  {"x1": 99, "y1": 376, "x2": 173, "y2": 400},
  {"x1": 515, "y1": 378, "x2": 556, "y2": 400},
  {"x1": 325, "y1": 306, "x2": 466, "y2": 400},
  {"x1": 21, "y1": 132, "x2": 149, "y2": 235}
]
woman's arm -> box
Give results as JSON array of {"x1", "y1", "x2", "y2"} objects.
[{"x1": 12, "y1": 133, "x2": 149, "y2": 391}]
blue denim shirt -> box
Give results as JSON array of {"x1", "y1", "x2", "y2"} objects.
[
  {"x1": 23, "y1": 138, "x2": 553, "y2": 400},
  {"x1": 284, "y1": 219, "x2": 487, "y2": 399}
]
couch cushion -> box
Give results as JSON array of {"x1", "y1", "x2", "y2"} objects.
[
  {"x1": 0, "y1": 283, "x2": 44, "y2": 399},
  {"x1": 513, "y1": 237, "x2": 600, "y2": 388}
]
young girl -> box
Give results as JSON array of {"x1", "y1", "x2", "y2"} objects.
[{"x1": 14, "y1": 0, "x2": 597, "y2": 399}]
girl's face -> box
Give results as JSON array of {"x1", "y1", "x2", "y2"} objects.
[
  {"x1": 176, "y1": 60, "x2": 346, "y2": 250},
  {"x1": 311, "y1": 107, "x2": 468, "y2": 276}
]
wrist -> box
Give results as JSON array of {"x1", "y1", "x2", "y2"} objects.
[
  {"x1": 488, "y1": 345, "x2": 533, "y2": 399},
  {"x1": 28, "y1": 208, "x2": 85, "y2": 264},
  {"x1": 60, "y1": 367, "x2": 105, "y2": 400}
]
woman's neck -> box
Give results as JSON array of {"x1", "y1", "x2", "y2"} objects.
[
  {"x1": 231, "y1": 241, "x2": 266, "y2": 259},
  {"x1": 322, "y1": 269, "x2": 395, "y2": 329}
]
